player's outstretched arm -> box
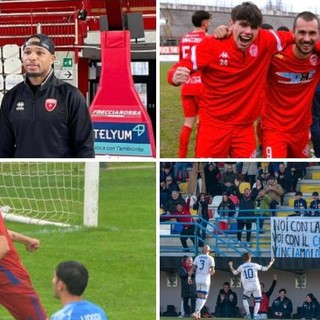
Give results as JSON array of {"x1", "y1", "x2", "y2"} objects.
[
  {"x1": 228, "y1": 261, "x2": 238, "y2": 275},
  {"x1": 172, "y1": 67, "x2": 191, "y2": 86},
  {"x1": 8, "y1": 230, "x2": 40, "y2": 252},
  {"x1": 213, "y1": 25, "x2": 230, "y2": 39},
  {"x1": 262, "y1": 256, "x2": 275, "y2": 271}
]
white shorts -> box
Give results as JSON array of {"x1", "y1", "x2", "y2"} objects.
[
  {"x1": 196, "y1": 283, "x2": 210, "y2": 295},
  {"x1": 243, "y1": 288, "x2": 261, "y2": 300}
]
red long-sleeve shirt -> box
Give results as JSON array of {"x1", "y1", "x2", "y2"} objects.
[
  {"x1": 179, "y1": 30, "x2": 207, "y2": 96},
  {"x1": 168, "y1": 30, "x2": 294, "y2": 126},
  {"x1": 263, "y1": 44, "x2": 320, "y2": 132},
  {"x1": 0, "y1": 215, "x2": 30, "y2": 286}
]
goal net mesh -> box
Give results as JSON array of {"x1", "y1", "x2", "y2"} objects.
[{"x1": 0, "y1": 162, "x2": 85, "y2": 226}]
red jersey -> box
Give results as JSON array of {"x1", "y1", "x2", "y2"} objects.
[
  {"x1": 0, "y1": 215, "x2": 30, "y2": 285},
  {"x1": 179, "y1": 30, "x2": 206, "y2": 96},
  {"x1": 262, "y1": 45, "x2": 320, "y2": 132},
  {"x1": 168, "y1": 30, "x2": 294, "y2": 126}
]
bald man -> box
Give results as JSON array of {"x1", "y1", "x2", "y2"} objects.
[{"x1": 188, "y1": 245, "x2": 215, "y2": 320}]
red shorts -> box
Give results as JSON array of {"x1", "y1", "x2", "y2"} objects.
[
  {"x1": 0, "y1": 279, "x2": 47, "y2": 320},
  {"x1": 195, "y1": 123, "x2": 256, "y2": 158},
  {"x1": 263, "y1": 128, "x2": 310, "y2": 158},
  {"x1": 181, "y1": 95, "x2": 200, "y2": 118}
]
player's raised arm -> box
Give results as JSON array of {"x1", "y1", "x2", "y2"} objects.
[
  {"x1": 261, "y1": 257, "x2": 275, "y2": 271},
  {"x1": 228, "y1": 261, "x2": 239, "y2": 275},
  {"x1": 8, "y1": 230, "x2": 40, "y2": 252}
]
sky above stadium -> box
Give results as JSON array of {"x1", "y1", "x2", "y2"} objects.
[{"x1": 161, "y1": 0, "x2": 320, "y2": 14}]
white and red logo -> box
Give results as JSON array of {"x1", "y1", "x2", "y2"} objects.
[
  {"x1": 45, "y1": 99, "x2": 57, "y2": 112},
  {"x1": 249, "y1": 45, "x2": 258, "y2": 57},
  {"x1": 310, "y1": 54, "x2": 318, "y2": 67}
]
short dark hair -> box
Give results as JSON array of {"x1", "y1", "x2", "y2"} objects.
[
  {"x1": 293, "y1": 11, "x2": 319, "y2": 29},
  {"x1": 277, "y1": 26, "x2": 289, "y2": 31},
  {"x1": 192, "y1": 10, "x2": 211, "y2": 28},
  {"x1": 261, "y1": 23, "x2": 273, "y2": 30},
  {"x1": 295, "y1": 191, "x2": 303, "y2": 196},
  {"x1": 312, "y1": 191, "x2": 319, "y2": 197},
  {"x1": 56, "y1": 261, "x2": 89, "y2": 296},
  {"x1": 242, "y1": 252, "x2": 252, "y2": 262},
  {"x1": 231, "y1": 2, "x2": 263, "y2": 28},
  {"x1": 279, "y1": 288, "x2": 287, "y2": 294}
]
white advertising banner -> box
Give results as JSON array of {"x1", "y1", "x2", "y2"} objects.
[{"x1": 271, "y1": 217, "x2": 320, "y2": 258}]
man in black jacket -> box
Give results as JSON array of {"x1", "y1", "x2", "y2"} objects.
[
  {"x1": 179, "y1": 256, "x2": 197, "y2": 317},
  {"x1": 0, "y1": 34, "x2": 94, "y2": 158},
  {"x1": 215, "y1": 281, "x2": 238, "y2": 317}
]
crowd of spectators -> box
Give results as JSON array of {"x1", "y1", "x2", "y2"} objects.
[{"x1": 160, "y1": 162, "x2": 319, "y2": 248}]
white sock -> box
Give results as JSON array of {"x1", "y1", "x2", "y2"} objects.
[
  {"x1": 195, "y1": 298, "x2": 201, "y2": 313},
  {"x1": 198, "y1": 298, "x2": 207, "y2": 312},
  {"x1": 243, "y1": 299, "x2": 250, "y2": 315},
  {"x1": 254, "y1": 302, "x2": 260, "y2": 316}
]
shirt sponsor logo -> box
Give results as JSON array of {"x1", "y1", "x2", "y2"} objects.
[
  {"x1": 16, "y1": 101, "x2": 25, "y2": 111},
  {"x1": 276, "y1": 70, "x2": 316, "y2": 84},
  {"x1": 45, "y1": 99, "x2": 57, "y2": 112},
  {"x1": 249, "y1": 44, "x2": 258, "y2": 57}
]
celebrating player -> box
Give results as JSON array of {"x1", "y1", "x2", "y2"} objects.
[
  {"x1": 228, "y1": 252, "x2": 275, "y2": 320},
  {"x1": 176, "y1": 10, "x2": 211, "y2": 157},
  {"x1": 262, "y1": 11, "x2": 320, "y2": 158},
  {"x1": 188, "y1": 245, "x2": 215, "y2": 320},
  {"x1": 168, "y1": 1, "x2": 294, "y2": 158}
]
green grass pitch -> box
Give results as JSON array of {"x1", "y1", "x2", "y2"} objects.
[
  {"x1": 0, "y1": 163, "x2": 156, "y2": 319},
  {"x1": 160, "y1": 61, "x2": 197, "y2": 158}
]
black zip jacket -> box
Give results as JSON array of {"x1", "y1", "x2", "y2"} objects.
[{"x1": 0, "y1": 71, "x2": 94, "y2": 158}]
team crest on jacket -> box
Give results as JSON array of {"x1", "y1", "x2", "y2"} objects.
[
  {"x1": 310, "y1": 54, "x2": 318, "y2": 67},
  {"x1": 249, "y1": 45, "x2": 258, "y2": 57},
  {"x1": 45, "y1": 99, "x2": 57, "y2": 112}
]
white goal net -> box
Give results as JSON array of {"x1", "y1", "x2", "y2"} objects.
[{"x1": 0, "y1": 162, "x2": 99, "y2": 227}]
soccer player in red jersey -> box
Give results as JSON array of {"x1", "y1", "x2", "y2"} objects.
[
  {"x1": 177, "y1": 10, "x2": 211, "y2": 158},
  {"x1": 0, "y1": 213, "x2": 47, "y2": 320},
  {"x1": 168, "y1": 2, "x2": 294, "y2": 158},
  {"x1": 262, "y1": 11, "x2": 320, "y2": 158}
]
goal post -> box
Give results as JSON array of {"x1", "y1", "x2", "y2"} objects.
[
  {"x1": 84, "y1": 162, "x2": 100, "y2": 227},
  {"x1": 0, "y1": 162, "x2": 100, "y2": 227}
]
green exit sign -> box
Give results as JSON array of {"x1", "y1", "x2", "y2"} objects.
[{"x1": 63, "y1": 57, "x2": 73, "y2": 68}]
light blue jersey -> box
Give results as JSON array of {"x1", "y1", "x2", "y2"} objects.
[{"x1": 50, "y1": 300, "x2": 107, "y2": 320}]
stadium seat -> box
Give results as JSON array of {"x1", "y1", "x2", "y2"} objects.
[
  {"x1": 162, "y1": 305, "x2": 178, "y2": 317},
  {"x1": 0, "y1": 74, "x2": 4, "y2": 91},
  {"x1": 2, "y1": 44, "x2": 20, "y2": 59},
  {"x1": 312, "y1": 172, "x2": 320, "y2": 179},
  {"x1": 4, "y1": 58, "x2": 22, "y2": 74},
  {"x1": 210, "y1": 195, "x2": 223, "y2": 218},
  {"x1": 5, "y1": 74, "x2": 23, "y2": 90},
  {"x1": 179, "y1": 182, "x2": 188, "y2": 193},
  {"x1": 238, "y1": 182, "x2": 251, "y2": 194}
]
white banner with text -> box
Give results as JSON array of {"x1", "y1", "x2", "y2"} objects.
[{"x1": 271, "y1": 217, "x2": 320, "y2": 258}]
